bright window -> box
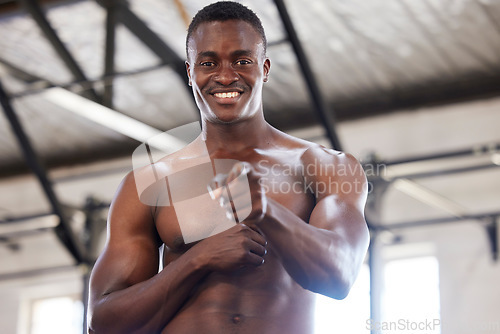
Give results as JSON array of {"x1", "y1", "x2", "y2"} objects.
[
  {"x1": 315, "y1": 264, "x2": 371, "y2": 333},
  {"x1": 382, "y1": 256, "x2": 441, "y2": 333},
  {"x1": 30, "y1": 296, "x2": 83, "y2": 334}
]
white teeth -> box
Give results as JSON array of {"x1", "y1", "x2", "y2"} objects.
[{"x1": 214, "y1": 92, "x2": 240, "y2": 98}]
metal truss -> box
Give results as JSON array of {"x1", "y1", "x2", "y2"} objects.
[
  {"x1": 0, "y1": 80, "x2": 85, "y2": 263},
  {"x1": 273, "y1": 0, "x2": 342, "y2": 150}
]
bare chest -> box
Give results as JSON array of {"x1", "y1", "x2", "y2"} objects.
[{"x1": 154, "y1": 154, "x2": 315, "y2": 253}]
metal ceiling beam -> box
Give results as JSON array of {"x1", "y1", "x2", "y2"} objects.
[
  {"x1": 0, "y1": 0, "x2": 65, "y2": 14},
  {"x1": 273, "y1": 0, "x2": 342, "y2": 151},
  {"x1": 0, "y1": 226, "x2": 53, "y2": 239},
  {"x1": 102, "y1": 0, "x2": 117, "y2": 108},
  {"x1": 96, "y1": 1, "x2": 190, "y2": 89},
  {"x1": 382, "y1": 163, "x2": 499, "y2": 182},
  {"x1": 0, "y1": 80, "x2": 85, "y2": 263},
  {"x1": 18, "y1": 0, "x2": 101, "y2": 102},
  {"x1": 94, "y1": 0, "x2": 198, "y2": 116},
  {"x1": 379, "y1": 142, "x2": 500, "y2": 166},
  {"x1": 0, "y1": 56, "x2": 51, "y2": 86},
  {"x1": 9, "y1": 62, "x2": 166, "y2": 98},
  {"x1": 0, "y1": 211, "x2": 55, "y2": 224},
  {"x1": 486, "y1": 217, "x2": 498, "y2": 261},
  {"x1": 117, "y1": 3, "x2": 187, "y2": 83},
  {"x1": 0, "y1": 264, "x2": 77, "y2": 281},
  {"x1": 369, "y1": 210, "x2": 500, "y2": 231}
]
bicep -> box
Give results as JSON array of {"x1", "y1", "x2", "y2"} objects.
[
  {"x1": 90, "y1": 173, "x2": 161, "y2": 301},
  {"x1": 305, "y1": 148, "x2": 369, "y2": 242},
  {"x1": 309, "y1": 195, "x2": 368, "y2": 246}
]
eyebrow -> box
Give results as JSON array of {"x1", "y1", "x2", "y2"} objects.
[
  {"x1": 197, "y1": 51, "x2": 217, "y2": 59},
  {"x1": 196, "y1": 50, "x2": 254, "y2": 59},
  {"x1": 231, "y1": 50, "x2": 253, "y2": 58}
]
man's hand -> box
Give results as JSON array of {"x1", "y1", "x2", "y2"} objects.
[
  {"x1": 192, "y1": 223, "x2": 267, "y2": 271},
  {"x1": 209, "y1": 162, "x2": 268, "y2": 230}
]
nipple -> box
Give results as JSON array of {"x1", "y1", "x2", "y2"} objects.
[{"x1": 231, "y1": 314, "x2": 243, "y2": 324}]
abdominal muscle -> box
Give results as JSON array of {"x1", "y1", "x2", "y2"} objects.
[{"x1": 161, "y1": 250, "x2": 316, "y2": 334}]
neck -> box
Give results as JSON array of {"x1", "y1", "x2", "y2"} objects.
[{"x1": 201, "y1": 112, "x2": 273, "y2": 153}]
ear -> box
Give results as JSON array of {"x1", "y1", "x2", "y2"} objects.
[
  {"x1": 185, "y1": 61, "x2": 192, "y2": 86},
  {"x1": 263, "y1": 58, "x2": 271, "y2": 82}
]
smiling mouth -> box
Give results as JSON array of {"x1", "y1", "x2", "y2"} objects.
[{"x1": 213, "y1": 92, "x2": 240, "y2": 99}]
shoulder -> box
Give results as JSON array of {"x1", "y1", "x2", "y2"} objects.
[
  {"x1": 298, "y1": 144, "x2": 367, "y2": 203},
  {"x1": 300, "y1": 144, "x2": 363, "y2": 176},
  {"x1": 107, "y1": 170, "x2": 162, "y2": 246},
  {"x1": 268, "y1": 127, "x2": 363, "y2": 174},
  {"x1": 269, "y1": 126, "x2": 316, "y2": 150},
  {"x1": 112, "y1": 170, "x2": 141, "y2": 206},
  {"x1": 109, "y1": 169, "x2": 151, "y2": 220}
]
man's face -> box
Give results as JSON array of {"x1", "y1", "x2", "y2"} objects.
[{"x1": 186, "y1": 20, "x2": 270, "y2": 124}]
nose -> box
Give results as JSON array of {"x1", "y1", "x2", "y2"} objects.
[{"x1": 214, "y1": 63, "x2": 239, "y2": 85}]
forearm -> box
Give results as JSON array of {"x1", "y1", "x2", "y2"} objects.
[
  {"x1": 90, "y1": 250, "x2": 208, "y2": 334},
  {"x1": 258, "y1": 198, "x2": 367, "y2": 299}
]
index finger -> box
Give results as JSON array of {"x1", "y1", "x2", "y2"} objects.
[{"x1": 241, "y1": 223, "x2": 267, "y2": 246}]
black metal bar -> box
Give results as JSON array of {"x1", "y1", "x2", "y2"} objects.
[
  {"x1": 486, "y1": 216, "x2": 498, "y2": 261},
  {"x1": 368, "y1": 232, "x2": 380, "y2": 334},
  {"x1": 370, "y1": 211, "x2": 500, "y2": 231},
  {"x1": 380, "y1": 143, "x2": 500, "y2": 166},
  {"x1": 0, "y1": 265, "x2": 77, "y2": 281},
  {"x1": 272, "y1": 0, "x2": 342, "y2": 150},
  {"x1": 53, "y1": 163, "x2": 130, "y2": 183},
  {"x1": 0, "y1": 211, "x2": 55, "y2": 224},
  {"x1": 103, "y1": 0, "x2": 117, "y2": 108},
  {"x1": 0, "y1": 56, "x2": 52, "y2": 86},
  {"x1": 0, "y1": 227, "x2": 53, "y2": 239},
  {"x1": 82, "y1": 266, "x2": 91, "y2": 334},
  {"x1": 18, "y1": 0, "x2": 101, "y2": 102},
  {"x1": 0, "y1": 80, "x2": 84, "y2": 263},
  {"x1": 100, "y1": 1, "x2": 188, "y2": 88},
  {"x1": 99, "y1": 0, "x2": 199, "y2": 118},
  {"x1": 11, "y1": 62, "x2": 168, "y2": 99},
  {"x1": 372, "y1": 163, "x2": 499, "y2": 182}
]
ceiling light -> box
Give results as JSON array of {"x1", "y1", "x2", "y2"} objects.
[
  {"x1": 492, "y1": 153, "x2": 500, "y2": 166},
  {"x1": 0, "y1": 215, "x2": 58, "y2": 236},
  {"x1": 393, "y1": 179, "x2": 466, "y2": 218},
  {"x1": 41, "y1": 87, "x2": 186, "y2": 152}
]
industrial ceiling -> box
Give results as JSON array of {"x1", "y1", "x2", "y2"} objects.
[
  {"x1": 0, "y1": 0, "x2": 499, "y2": 275},
  {"x1": 1, "y1": 0, "x2": 500, "y2": 176}
]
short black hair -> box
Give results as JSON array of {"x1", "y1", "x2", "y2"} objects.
[{"x1": 186, "y1": 1, "x2": 267, "y2": 57}]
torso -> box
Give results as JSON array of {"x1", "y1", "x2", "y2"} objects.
[{"x1": 151, "y1": 133, "x2": 319, "y2": 333}]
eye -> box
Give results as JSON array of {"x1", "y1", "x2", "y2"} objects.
[
  {"x1": 235, "y1": 59, "x2": 252, "y2": 65},
  {"x1": 200, "y1": 61, "x2": 215, "y2": 67}
]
